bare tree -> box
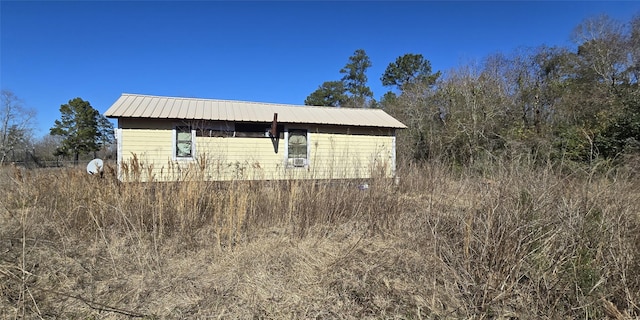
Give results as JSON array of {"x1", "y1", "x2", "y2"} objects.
[
  {"x1": 571, "y1": 14, "x2": 628, "y2": 86},
  {"x1": 0, "y1": 90, "x2": 36, "y2": 165},
  {"x1": 32, "y1": 134, "x2": 64, "y2": 164}
]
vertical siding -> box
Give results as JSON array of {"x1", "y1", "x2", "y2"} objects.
[{"x1": 118, "y1": 120, "x2": 395, "y2": 182}]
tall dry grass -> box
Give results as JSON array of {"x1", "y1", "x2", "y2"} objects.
[{"x1": 1, "y1": 159, "x2": 639, "y2": 319}]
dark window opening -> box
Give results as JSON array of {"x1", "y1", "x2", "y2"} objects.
[
  {"x1": 196, "y1": 128, "x2": 233, "y2": 137},
  {"x1": 235, "y1": 123, "x2": 284, "y2": 138}
]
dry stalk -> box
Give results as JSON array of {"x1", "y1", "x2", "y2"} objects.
[{"x1": 0, "y1": 159, "x2": 639, "y2": 318}]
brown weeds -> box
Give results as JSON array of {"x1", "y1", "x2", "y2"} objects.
[{"x1": 0, "y1": 160, "x2": 639, "y2": 318}]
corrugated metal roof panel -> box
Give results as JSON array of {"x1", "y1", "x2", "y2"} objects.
[
  {"x1": 215, "y1": 100, "x2": 224, "y2": 121},
  {"x1": 149, "y1": 97, "x2": 163, "y2": 118},
  {"x1": 200, "y1": 100, "x2": 208, "y2": 119},
  {"x1": 178, "y1": 99, "x2": 187, "y2": 118},
  {"x1": 104, "y1": 93, "x2": 407, "y2": 129},
  {"x1": 129, "y1": 95, "x2": 143, "y2": 117}
]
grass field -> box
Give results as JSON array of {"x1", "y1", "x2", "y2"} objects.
[{"x1": 1, "y1": 159, "x2": 639, "y2": 319}]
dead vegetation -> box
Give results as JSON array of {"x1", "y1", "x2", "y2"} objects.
[{"x1": 1, "y1": 159, "x2": 640, "y2": 319}]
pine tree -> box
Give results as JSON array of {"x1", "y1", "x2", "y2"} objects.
[
  {"x1": 340, "y1": 49, "x2": 374, "y2": 108},
  {"x1": 50, "y1": 97, "x2": 113, "y2": 163}
]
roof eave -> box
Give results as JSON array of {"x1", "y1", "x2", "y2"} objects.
[{"x1": 104, "y1": 115, "x2": 406, "y2": 129}]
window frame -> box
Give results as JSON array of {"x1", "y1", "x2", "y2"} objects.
[
  {"x1": 285, "y1": 128, "x2": 310, "y2": 168},
  {"x1": 173, "y1": 124, "x2": 196, "y2": 161}
]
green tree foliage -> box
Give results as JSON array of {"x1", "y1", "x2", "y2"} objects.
[
  {"x1": 382, "y1": 12, "x2": 638, "y2": 165},
  {"x1": 381, "y1": 53, "x2": 441, "y2": 92},
  {"x1": 549, "y1": 14, "x2": 638, "y2": 163},
  {"x1": 304, "y1": 49, "x2": 375, "y2": 108},
  {"x1": 593, "y1": 15, "x2": 640, "y2": 160},
  {"x1": 594, "y1": 81, "x2": 640, "y2": 160},
  {"x1": 304, "y1": 81, "x2": 348, "y2": 107},
  {"x1": 304, "y1": 13, "x2": 640, "y2": 168},
  {"x1": 382, "y1": 85, "x2": 435, "y2": 161},
  {"x1": 379, "y1": 54, "x2": 442, "y2": 161},
  {"x1": 50, "y1": 97, "x2": 114, "y2": 163},
  {"x1": 0, "y1": 90, "x2": 36, "y2": 164},
  {"x1": 340, "y1": 49, "x2": 374, "y2": 108}
]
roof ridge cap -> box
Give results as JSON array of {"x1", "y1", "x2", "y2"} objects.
[{"x1": 118, "y1": 93, "x2": 381, "y2": 110}]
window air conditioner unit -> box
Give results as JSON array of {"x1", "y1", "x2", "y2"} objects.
[{"x1": 292, "y1": 158, "x2": 306, "y2": 167}]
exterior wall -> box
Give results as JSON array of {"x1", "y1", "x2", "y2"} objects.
[
  {"x1": 117, "y1": 118, "x2": 396, "y2": 182},
  {"x1": 308, "y1": 133, "x2": 394, "y2": 180},
  {"x1": 117, "y1": 119, "x2": 174, "y2": 181},
  {"x1": 195, "y1": 135, "x2": 287, "y2": 181}
]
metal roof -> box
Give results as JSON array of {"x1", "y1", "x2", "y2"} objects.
[{"x1": 105, "y1": 93, "x2": 407, "y2": 129}]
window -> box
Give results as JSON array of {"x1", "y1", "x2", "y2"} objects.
[
  {"x1": 175, "y1": 126, "x2": 194, "y2": 159},
  {"x1": 234, "y1": 123, "x2": 270, "y2": 138},
  {"x1": 196, "y1": 128, "x2": 233, "y2": 137},
  {"x1": 287, "y1": 129, "x2": 308, "y2": 167},
  {"x1": 196, "y1": 124, "x2": 234, "y2": 137}
]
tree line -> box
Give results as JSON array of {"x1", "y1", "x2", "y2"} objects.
[
  {"x1": 2, "y1": 13, "x2": 638, "y2": 169},
  {"x1": 306, "y1": 13, "x2": 640, "y2": 168},
  {"x1": 0, "y1": 92, "x2": 113, "y2": 166}
]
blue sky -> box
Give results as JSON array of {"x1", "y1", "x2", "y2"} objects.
[{"x1": 2, "y1": 1, "x2": 639, "y2": 137}]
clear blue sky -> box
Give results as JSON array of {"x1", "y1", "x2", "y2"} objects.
[{"x1": 2, "y1": 1, "x2": 639, "y2": 137}]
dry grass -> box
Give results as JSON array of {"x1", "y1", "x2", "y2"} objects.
[{"x1": 1, "y1": 159, "x2": 639, "y2": 319}]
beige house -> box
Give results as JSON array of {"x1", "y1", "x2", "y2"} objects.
[{"x1": 105, "y1": 93, "x2": 406, "y2": 182}]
